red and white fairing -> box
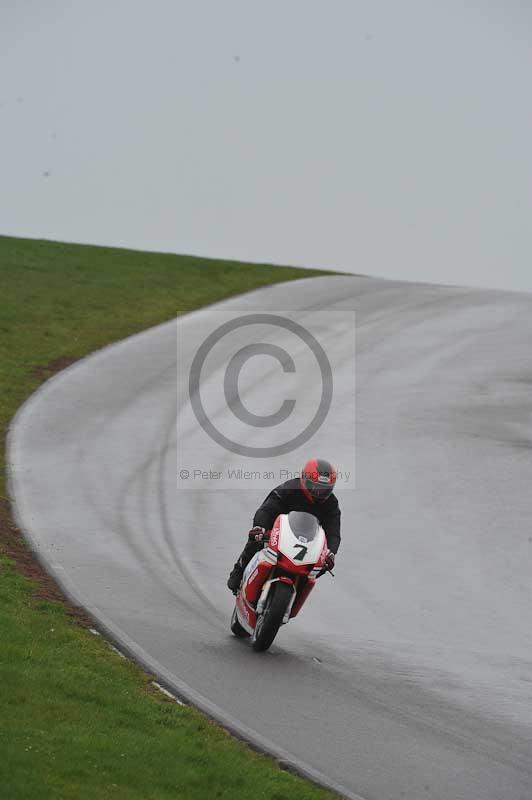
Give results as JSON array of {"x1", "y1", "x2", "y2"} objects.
[
  {"x1": 273, "y1": 513, "x2": 327, "y2": 568},
  {"x1": 234, "y1": 512, "x2": 328, "y2": 637}
]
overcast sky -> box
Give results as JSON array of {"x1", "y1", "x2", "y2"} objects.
[{"x1": 1, "y1": 1, "x2": 531, "y2": 292}]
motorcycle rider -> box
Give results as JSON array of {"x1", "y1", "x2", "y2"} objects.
[{"x1": 227, "y1": 458, "x2": 340, "y2": 594}]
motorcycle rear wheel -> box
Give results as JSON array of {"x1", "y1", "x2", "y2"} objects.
[
  {"x1": 252, "y1": 581, "x2": 293, "y2": 652},
  {"x1": 230, "y1": 606, "x2": 250, "y2": 638}
]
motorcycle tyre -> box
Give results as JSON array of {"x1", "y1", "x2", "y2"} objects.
[
  {"x1": 230, "y1": 606, "x2": 250, "y2": 638},
  {"x1": 252, "y1": 581, "x2": 292, "y2": 652}
]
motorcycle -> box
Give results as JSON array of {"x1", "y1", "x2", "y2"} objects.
[{"x1": 230, "y1": 511, "x2": 331, "y2": 651}]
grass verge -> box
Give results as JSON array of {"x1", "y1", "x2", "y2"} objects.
[{"x1": 0, "y1": 235, "x2": 338, "y2": 800}]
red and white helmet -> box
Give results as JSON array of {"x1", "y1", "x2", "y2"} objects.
[{"x1": 300, "y1": 458, "x2": 337, "y2": 502}]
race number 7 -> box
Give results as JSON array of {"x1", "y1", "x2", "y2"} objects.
[{"x1": 293, "y1": 544, "x2": 308, "y2": 561}]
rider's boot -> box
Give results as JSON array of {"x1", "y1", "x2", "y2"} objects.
[
  {"x1": 227, "y1": 561, "x2": 244, "y2": 594},
  {"x1": 227, "y1": 539, "x2": 263, "y2": 594}
]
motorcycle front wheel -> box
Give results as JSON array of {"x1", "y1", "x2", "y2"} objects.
[{"x1": 252, "y1": 581, "x2": 293, "y2": 652}]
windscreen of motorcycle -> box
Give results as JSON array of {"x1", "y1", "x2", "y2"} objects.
[{"x1": 278, "y1": 512, "x2": 326, "y2": 565}]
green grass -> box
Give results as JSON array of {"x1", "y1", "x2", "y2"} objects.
[{"x1": 0, "y1": 235, "x2": 337, "y2": 800}]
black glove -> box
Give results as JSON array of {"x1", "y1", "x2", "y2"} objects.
[
  {"x1": 248, "y1": 526, "x2": 269, "y2": 543},
  {"x1": 324, "y1": 550, "x2": 335, "y2": 572}
]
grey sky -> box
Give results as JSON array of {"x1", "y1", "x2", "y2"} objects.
[{"x1": 1, "y1": 1, "x2": 531, "y2": 292}]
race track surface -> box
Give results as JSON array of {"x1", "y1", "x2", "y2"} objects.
[{"x1": 9, "y1": 276, "x2": 532, "y2": 800}]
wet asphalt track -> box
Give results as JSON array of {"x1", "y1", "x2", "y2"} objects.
[{"x1": 9, "y1": 275, "x2": 532, "y2": 800}]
